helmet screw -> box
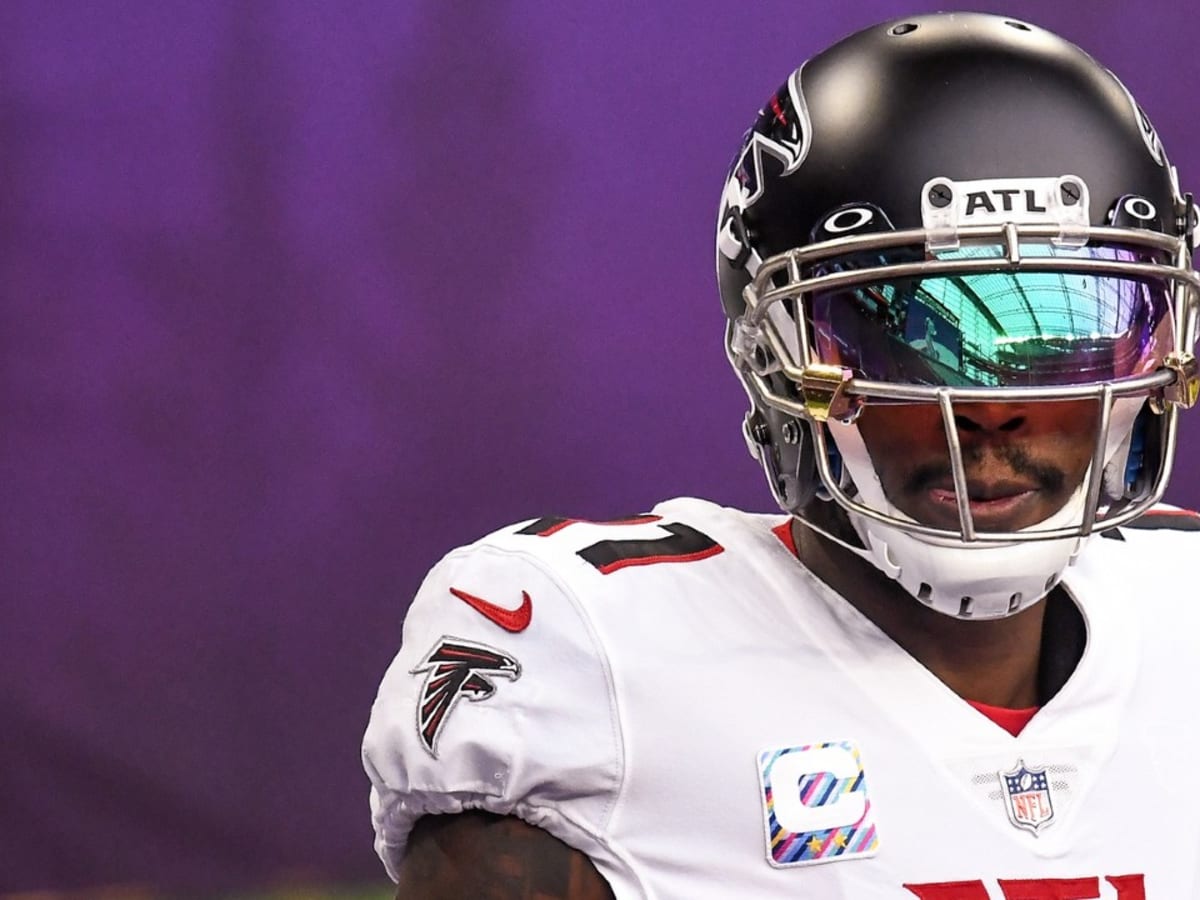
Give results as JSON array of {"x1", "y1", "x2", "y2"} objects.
[
  {"x1": 1061, "y1": 181, "x2": 1081, "y2": 205},
  {"x1": 928, "y1": 184, "x2": 952, "y2": 208},
  {"x1": 780, "y1": 419, "x2": 802, "y2": 444}
]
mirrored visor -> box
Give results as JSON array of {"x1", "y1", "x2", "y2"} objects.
[{"x1": 807, "y1": 243, "x2": 1174, "y2": 388}]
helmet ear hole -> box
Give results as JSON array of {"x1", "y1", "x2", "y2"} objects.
[
  {"x1": 1100, "y1": 402, "x2": 1163, "y2": 507},
  {"x1": 1136, "y1": 408, "x2": 1165, "y2": 499},
  {"x1": 1123, "y1": 411, "x2": 1148, "y2": 496},
  {"x1": 1120, "y1": 405, "x2": 1162, "y2": 502},
  {"x1": 813, "y1": 424, "x2": 848, "y2": 502}
]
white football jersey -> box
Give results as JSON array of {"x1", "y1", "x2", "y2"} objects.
[{"x1": 362, "y1": 498, "x2": 1200, "y2": 898}]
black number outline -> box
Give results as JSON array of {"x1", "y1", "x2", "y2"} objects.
[{"x1": 516, "y1": 515, "x2": 723, "y2": 574}]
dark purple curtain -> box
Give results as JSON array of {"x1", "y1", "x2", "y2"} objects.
[{"x1": 5, "y1": 1, "x2": 1198, "y2": 892}]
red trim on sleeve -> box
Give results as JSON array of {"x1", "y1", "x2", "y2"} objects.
[
  {"x1": 772, "y1": 519, "x2": 799, "y2": 558},
  {"x1": 967, "y1": 699, "x2": 1039, "y2": 737},
  {"x1": 595, "y1": 544, "x2": 723, "y2": 574}
]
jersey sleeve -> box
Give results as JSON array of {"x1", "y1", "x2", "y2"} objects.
[{"x1": 362, "y1": 535, "x2": 624, "y2": 882}]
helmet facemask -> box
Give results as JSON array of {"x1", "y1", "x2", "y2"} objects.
[{"x1": 728, "y1": 210, "x2": 1200, "y2": 618}]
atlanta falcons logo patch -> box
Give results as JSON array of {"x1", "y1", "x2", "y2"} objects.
[{"x1": 411, "y1": 637, "x2": 521, "y2": 757}]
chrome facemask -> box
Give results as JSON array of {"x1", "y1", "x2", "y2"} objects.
[{"x1": 728, "y1": 199, "x2": 1200, "y2": 545}]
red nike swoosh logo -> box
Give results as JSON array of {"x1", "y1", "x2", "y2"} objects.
[{"x1": 449, "y1": 587, "x2": 533, "y2": 633}]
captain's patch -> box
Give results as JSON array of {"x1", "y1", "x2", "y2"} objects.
[{"x1": 758, "y1": 741, "x2": 879, "y2": 867}]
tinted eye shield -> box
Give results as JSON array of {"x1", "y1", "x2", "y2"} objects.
[
  {"x1": 811, "y1": 245, "x2": 1173, "y2": 395},
  {"x1": 728, "y1": 222, "x2": 1200, "y2": 540},
  {"x1": 733, "y1": 223, "x2": 1200, "y2": 417}
]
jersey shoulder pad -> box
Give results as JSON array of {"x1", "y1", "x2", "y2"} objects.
[
  {"x1": 1084, "y1": 502, "x2": 1200, "y2": 636},
  {"x1": 1099, "y1": 503, "x2": 1200, "y2": 546},
  {"x1": 362, "y1": 537, "x2": 622, "y2": 881},
  {"x1": 495, "y1": 497, "x2": 758, "y2": 580},
  {"x1": 1121, "y1": 503, "x2": 1200, "y2": 531}
]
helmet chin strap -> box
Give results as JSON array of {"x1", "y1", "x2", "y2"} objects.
[
  {"x1": 848, "y1": 490, "x2": 1089, "y2": 620},
  {"x1": 791, "y1": 488, "x2": 1088, "y2": 620},
  {"x1": 815, "y1": 416, "x2": 1129, "y2": 620}
]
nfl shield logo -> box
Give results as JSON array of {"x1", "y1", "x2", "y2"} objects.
[{"x1": 999, "y1": 759, "x2": 1055, "y2": 835}]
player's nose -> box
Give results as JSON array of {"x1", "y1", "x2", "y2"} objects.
[{"x1": 952, "y1": 402, "x2": 1027, "y2": 434}]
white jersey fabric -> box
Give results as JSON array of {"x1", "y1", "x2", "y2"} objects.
[{"x1": 362, "y1": 497, "x2": 1200, "y2": 898}]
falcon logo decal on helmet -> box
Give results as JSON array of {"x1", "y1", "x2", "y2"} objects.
[
  {"x1": 717, "y1": 67, "x2": 814, "y2": 273},
  {"x1": 1111, "y1": 72, "x2": 1166, "y2": 167},
  {"x1": 729, "y1": 66, "x2": 813, "y2": 209},
  {"x1": 411, "y1": 637, "x2": 521, "y2": 757}
]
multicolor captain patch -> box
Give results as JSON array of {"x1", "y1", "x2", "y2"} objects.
[{"x1": 758, "y1": 741, "x2": 879, "y2": 867}]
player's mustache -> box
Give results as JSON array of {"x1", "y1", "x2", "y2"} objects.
[{"x1": 903, "y1": 443, "x2": 1066, "y2": 495}]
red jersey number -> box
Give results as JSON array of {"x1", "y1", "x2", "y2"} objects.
[{"x1": 904, "y1": 875, "x2": 1145, "y2": 900}]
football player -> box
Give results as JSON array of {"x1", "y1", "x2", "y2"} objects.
[{"x1": 364, "y1": 12, "x2": 1200, "y2": 898}]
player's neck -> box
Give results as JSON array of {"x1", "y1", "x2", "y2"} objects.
[{"x1": 790, "y1": 509, "x2": 1084, "y2": 709}]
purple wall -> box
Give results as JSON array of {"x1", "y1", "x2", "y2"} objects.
[{"x1": 5, "y1": 1, "x2": 1199, "y2": 892}]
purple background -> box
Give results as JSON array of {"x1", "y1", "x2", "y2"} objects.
[{"x1": 5, "y1": 1, "x2": 1199, "y2": 893}]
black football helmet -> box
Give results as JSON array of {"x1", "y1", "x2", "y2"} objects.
[{"x1": 717, "y1": 12, "x2": 1200, "y2": 618}]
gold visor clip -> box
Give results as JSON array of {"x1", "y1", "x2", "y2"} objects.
[
  {"x1": 1159, "y1": 351, "x2": 1200, "y2": 410},
  {"x1": 800, "y1": 364, "x2": 859, "y2": 423}
]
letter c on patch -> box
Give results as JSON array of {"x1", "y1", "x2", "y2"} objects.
[{"x1": 770, "y1": 745, "x2": 866, "y2": 833}]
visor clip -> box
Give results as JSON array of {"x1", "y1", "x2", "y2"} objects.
[
  {"x1": 800, "y1": 364, "x2": 861, "y2": 423},
  {"x1": 1050, "y1": 176, "x2": 1089, "y2": 248},
  {"x1": 921, "y1": 177, "x2": 960, "y2": 251},
  {"x1": 1157, "y1": 351, "x2": 1200, "y2": 410},
  {"x1": 731, "y1": 317, "x2": 781, "y2": 375}
]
